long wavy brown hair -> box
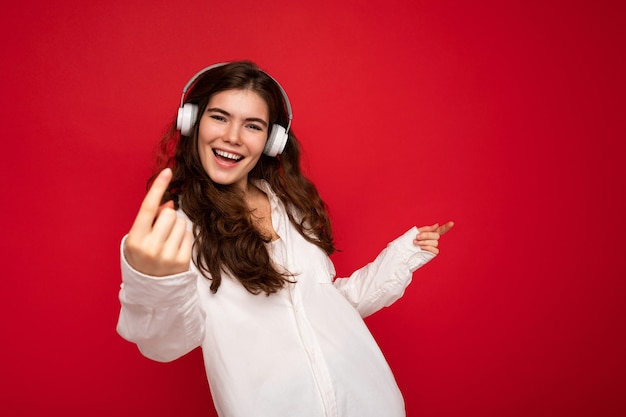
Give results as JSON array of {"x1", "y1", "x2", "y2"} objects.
[{"x1": 150, "y1": 61, "x2": 335, "y2": 295}]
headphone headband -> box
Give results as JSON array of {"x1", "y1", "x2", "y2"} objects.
[{"x1": 179, "y1": 62, "x2": 293, "y2": 134}]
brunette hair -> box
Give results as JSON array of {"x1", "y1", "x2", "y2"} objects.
[{"x1": 152, "y1": 61, "x2": 335, "y2": 295}]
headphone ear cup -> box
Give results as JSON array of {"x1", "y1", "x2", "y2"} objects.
[
  {"x1": 177, "y1": 103, "x2": 199, "y2": 136},
  {"x1": 263, "y1": 124, "x2": 288, "y2": 157}
]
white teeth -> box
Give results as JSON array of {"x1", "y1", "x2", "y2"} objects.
[{"x1": 214, "y1": 149, "x2": 243, "y2": 161}]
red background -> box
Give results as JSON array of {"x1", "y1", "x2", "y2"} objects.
[{"x1": 1, "y1": 0, "x2": 625, "y2": 416}]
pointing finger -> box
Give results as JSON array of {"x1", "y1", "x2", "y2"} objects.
[
  {"x1": 436, "y1": 221, "x2": 455, "y2": 236},
  {"x1": 130, "y1": 168, "x2": 173, "y2": 235}
]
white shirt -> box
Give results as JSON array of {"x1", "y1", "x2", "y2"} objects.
[{"x1": 117, "y1": 181, "x2": 435, "y2": 417}]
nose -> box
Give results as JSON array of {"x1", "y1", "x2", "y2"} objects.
[{"x1": 223, "y1": 123, "x2": 242, "y2": 146}]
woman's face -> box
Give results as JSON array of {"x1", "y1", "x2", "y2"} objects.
[{"x1": 197, "y1": 89, "x2": 269, "y2": 191}]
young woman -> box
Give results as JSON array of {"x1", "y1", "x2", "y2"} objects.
[{"x1": 117, "y1": 61, "x2": 453, "y2": 417}]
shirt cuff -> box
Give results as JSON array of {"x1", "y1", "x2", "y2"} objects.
[
  {"x1": 119, "y1": 235, "x2": 197, "y2": 306},
  {"x1": 389, "y1": 226, "x2": 436, "y2": 272}
]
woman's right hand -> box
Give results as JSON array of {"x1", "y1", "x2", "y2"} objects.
[{"x1": 124, "y1": 168, "x2": 193, "y2": 276}]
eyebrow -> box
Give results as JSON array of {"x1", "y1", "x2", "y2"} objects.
[{"x1": 206, "y1": 107, "x2": 268, "y2": 127}]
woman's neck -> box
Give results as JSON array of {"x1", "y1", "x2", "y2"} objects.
[{"x1": 244, "y1": 182, "x2": 279, "y2": 241}]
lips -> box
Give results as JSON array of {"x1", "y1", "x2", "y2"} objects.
[{"x1": 213, "y1": 149, "x2": 244, "y2": 163}]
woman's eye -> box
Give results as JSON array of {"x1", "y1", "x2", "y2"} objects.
[
  {"x1": 210, "y1": 115, "x2": 226, "y2": 122},
  {"x1": 247, "y1": 124, "x2": 262, "y2": 131}
]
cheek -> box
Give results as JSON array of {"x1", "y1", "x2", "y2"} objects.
[
  {"x1": 197, "y1": 143, "x2": 210, "y2": 167},
  {"x1": 197, "y1": 125, "x2": 217, "y2": 158},
  {"x1": 246, "y1": 134, "x2": 268, "y2": 155},
  {"x1": 253, "y1": 139, "x2": 267, "y2": 155},
  {"x1": 198, "y1": 119, "x2": 216, "y2": 143},
  {"x1": 197, "y1": 137, "x2": 215, "y2": 168}
]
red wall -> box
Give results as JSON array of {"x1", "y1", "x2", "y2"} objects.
[{"x1": 2, "y1": 0, "x2": 625, "y2": 416}]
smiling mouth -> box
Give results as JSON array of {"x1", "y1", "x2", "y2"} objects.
[{"x1": 214, "y1": 149, "x2": 244, "y2": 163}]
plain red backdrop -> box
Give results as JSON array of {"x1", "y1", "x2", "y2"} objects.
[{"x1": 1, "y1": 0, "x2": 624, "y2": 416}]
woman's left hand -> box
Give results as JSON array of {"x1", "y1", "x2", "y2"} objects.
[{"x1": 414, "y1": 221, "x2": 455, "y2": 255}]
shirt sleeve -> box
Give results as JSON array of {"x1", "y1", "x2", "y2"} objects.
[
  {"x1": 116, "y1": 235, "x2": 205, "y2": 362},
  {"x1": 332, "y1": 227, "x2": 435, "y2": 318}
]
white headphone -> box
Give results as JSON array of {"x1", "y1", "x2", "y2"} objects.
[{"x1": 176, "y1": 62, "x2": 293, "y2": 157}]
